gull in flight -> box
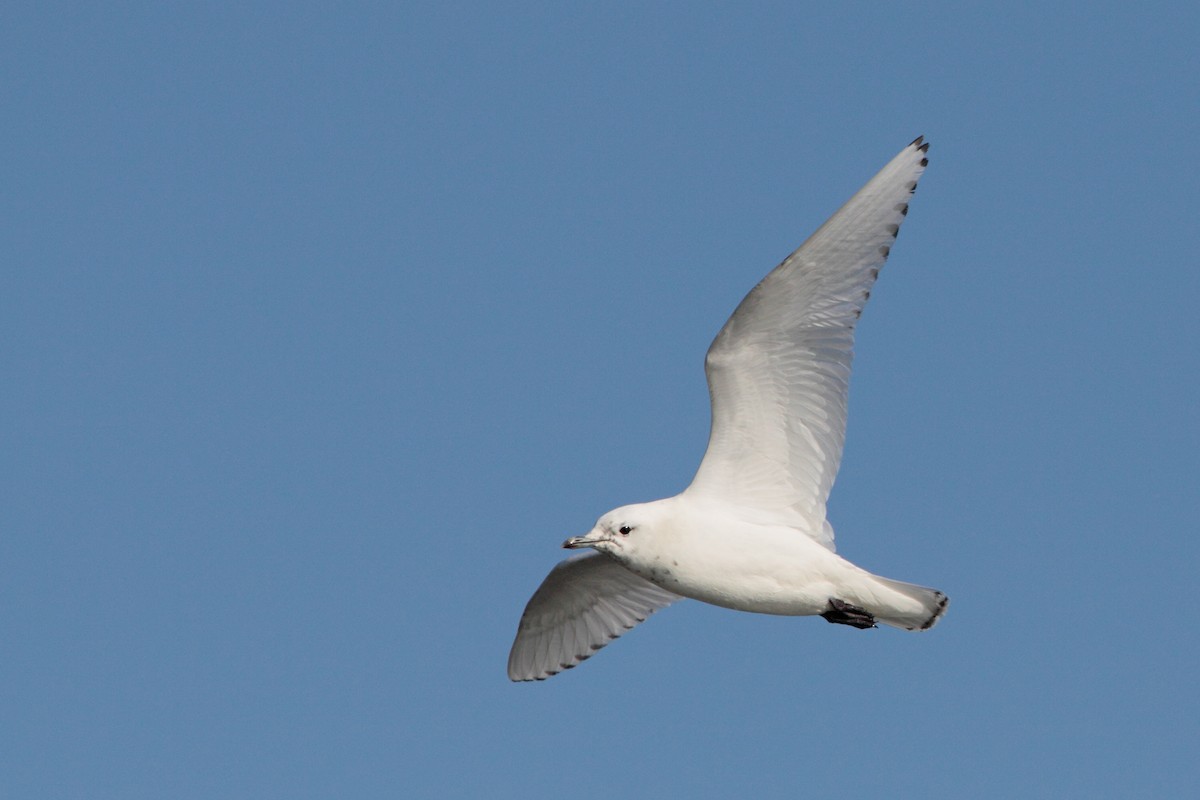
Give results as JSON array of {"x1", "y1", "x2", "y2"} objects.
[{"x1": 508, "y1": 138, "x2": 948, "y2": 681}]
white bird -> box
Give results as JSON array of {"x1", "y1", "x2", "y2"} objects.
[{"x1": 508, "y1": 138, "x2": 948, "y2": 682}]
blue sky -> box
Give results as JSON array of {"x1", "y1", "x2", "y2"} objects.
[{"x1": 3, "y1": 2, "x2": 1198, "y2": 797}]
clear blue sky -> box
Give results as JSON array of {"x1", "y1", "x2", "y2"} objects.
[{"x1": 4, "y1": 2, "x2": 1198, "y2": 797}]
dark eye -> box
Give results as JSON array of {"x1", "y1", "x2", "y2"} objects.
[{"x1": 618, "y1": 526, "x2": 632, "y2": 535}]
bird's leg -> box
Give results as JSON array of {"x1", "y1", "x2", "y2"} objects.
[{"x1": 821, "y1": 598, "x2": 877, "y2": 629}]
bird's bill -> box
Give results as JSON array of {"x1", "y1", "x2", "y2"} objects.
[{"x1": 562, "y1": 532, "x2": 604, "y2": 549}]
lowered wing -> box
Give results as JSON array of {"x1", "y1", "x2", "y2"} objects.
[{"x1": 508, "y1": 552, "x2": 680, "y2": 681}]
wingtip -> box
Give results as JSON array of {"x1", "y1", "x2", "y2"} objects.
[
  {"x1": 918, "y1": 592, "x2": 950, "y2": 631},
  {"x1": 908, "y1": 135, "x2": 930, "y2": 154}
]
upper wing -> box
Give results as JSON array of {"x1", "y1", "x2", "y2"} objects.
[
  {"x1": 507, "y1": 552, "x2": 680, "y2": 681},
  {"x1": 685, "y1": 138, "x2": 930, "y2": 549}
]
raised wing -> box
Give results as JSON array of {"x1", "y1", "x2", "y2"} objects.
[
  {"x1": 508, "y1": 552, "x2": 680, "y2": 681},
  {"x1": 685, "y1": 138, "x2": 930, "y2": 549}
]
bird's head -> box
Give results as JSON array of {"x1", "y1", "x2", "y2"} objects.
[{"x1": 562, "y1": 502, "x2": 661, "y2": 561}]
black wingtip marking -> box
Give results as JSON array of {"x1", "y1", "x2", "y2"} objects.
[
  {"x1": 885, "y1": 223, "x2": 899, "y2": 238},
  {"x1": 879, "y1": 245, "x2": 890, "y2": 258},
  {"x1": 909, "y1": 135, "x2": 924, "y2": 147},
  {"x1": 905, "y1": 180, "x2": 918, "y2": 192},
  {"x1": 919, "y1": 157, "x2": 929, "y2": 167},
  {"x1": 897, "y1": 203, "x2": 909, "y2": 216},
  {"x1": 919, "y1": 592, "x2": 950, "y2": 631}
]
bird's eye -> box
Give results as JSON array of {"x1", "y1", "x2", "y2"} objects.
[{"x1": 618, "y1": 526, "x2": 633, "y2": 535}]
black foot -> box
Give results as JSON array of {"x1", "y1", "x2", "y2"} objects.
[{"x1": 821, "y1": 598, "x2": 877, "y2": 629}]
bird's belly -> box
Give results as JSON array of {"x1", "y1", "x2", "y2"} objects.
[{"x1": 630, "y1": 541, "x2": 845, "y2": 617}]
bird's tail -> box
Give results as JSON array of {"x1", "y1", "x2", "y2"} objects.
[{"x1": 869, "y1": 575, "x2": 949, "y2": 631}]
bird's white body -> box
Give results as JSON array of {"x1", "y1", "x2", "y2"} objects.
[
  {"x1": 602, "y1": 496, "x2": 845, "y2": 614},
  {"x1": 508, "y1": 139, "x2": 948, "y2": 681},
  {"x1": 588, "y1": 496, "x2": 940, "y2": 628}
]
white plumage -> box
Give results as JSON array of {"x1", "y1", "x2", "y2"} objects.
[{"x1": 509, "y1": 138, "x2": 947, "y2": 682}]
